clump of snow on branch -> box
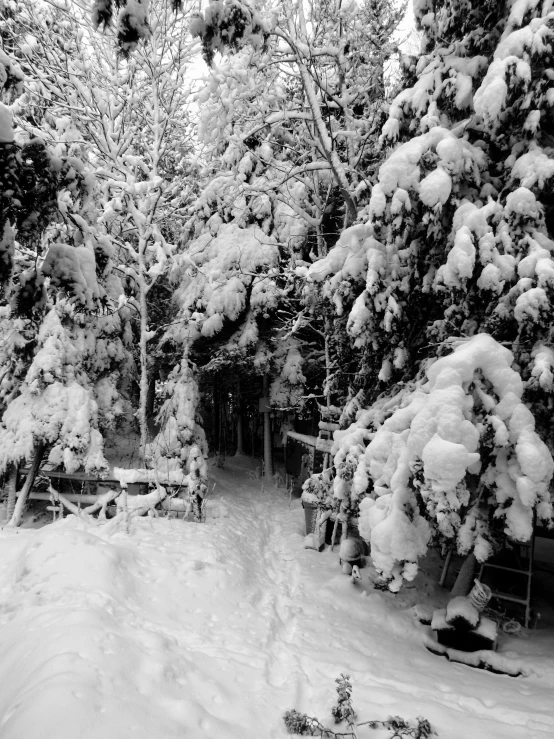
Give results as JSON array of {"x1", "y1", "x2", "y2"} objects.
[
  {"x1": 189, "y1": 1, "x2": 269, "y2": 66},
  {"x1": 269, "y1": 339, "x2": 306, "y2": 410},
  {"x1": 41, "y1": 243, "x2": 101, "y2": 310},
  {"x1": 173, "y1": 223, "x2": 279, "y2": 344}
]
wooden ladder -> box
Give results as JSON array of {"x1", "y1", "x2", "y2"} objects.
[{"x1": 478, "y1": 532, "x2": 535, "y2": 628}]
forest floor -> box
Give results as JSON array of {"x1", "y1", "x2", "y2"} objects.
[{"x1": 1, "y1": 456, "x2": 554, "y2": 739}]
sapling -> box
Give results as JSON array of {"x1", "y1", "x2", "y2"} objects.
[{"x1": 284, "y1": 674, "x2": 436, "y2": 738}]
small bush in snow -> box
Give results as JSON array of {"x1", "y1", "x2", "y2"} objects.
[{"x1": 284, "y1": 674, "x2": 436, "y2": 737}]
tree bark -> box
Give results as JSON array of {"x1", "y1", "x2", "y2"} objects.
[
  {"x1": 450, "y1": 552, "x2": 477, "y2": 597},
  {"x1": 146, "y1": 374, "x2": 156, "y2": 416},
  {"x1": 138, "y1": 236, "x2": 149, "y2": 459},
  {"x1": 263, "y1": 375, "x2": 273, "y2": 478},
  {"x1": 236, "y1": 380, "x2": 244, "y2": 455},
  {"x1": 5, "y1": 464, "x2": 18, "y2": 523},
  {"x1": 212, "y1": 380, "x2": 220, "y2": 455},
  {"x1": 281, "y1": 15, "x2": 357, "y2": 228},
  {"x1": 8, "y1": 442, "x2": 45, "y2": 528},
  {"x1": 236, "y1": 412, "x2": 244, "y2": 456},
  {"x1": 236, "y1": 415, "x2": 244, "y2": 455}
]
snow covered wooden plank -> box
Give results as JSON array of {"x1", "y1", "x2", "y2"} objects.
[{"x1": 286, "y1": 431, "x2": 333, "y2": 454}]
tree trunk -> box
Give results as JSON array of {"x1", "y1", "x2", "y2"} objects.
[
  {"x1": 236, "y1": 411, "x2": 244, "y2": 456},
  {"x1": 212, "y1": 380, "x2": 220, "y2": 455},
  {"x1": 324, "y1": 317, "x2": 333, "y2": 408},
  {"x1": 263, "y1": 375, "x2": 273, "y2": 478},
  {"x1": 5, "y1": 464, "x2": 18, "y2": 523},
  {"x1": 8, "y1": 442, "x2": 45, "y2": 528},
  {"x1": 450, "y1": 552, "x2": 477, "y2": 597},
  {"x1": 146, "y1": 374, "x2": 156, "y2": 424},
  {"x1": 282, "y1": 8, "x2": 356, "y2": 227},
  {"x1": 236, "y1": 381, "x2": 244, "y2": 455},
  {"x1": 236, "y1": 415, "x2": 244, "y2": 456},
  {"x1": 138, "y1": 238, "x2": 149, "y2": 460}
]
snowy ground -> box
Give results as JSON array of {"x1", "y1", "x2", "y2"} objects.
[{"x1": 1, "y1": 458, "x2": 554, "y2": 739}]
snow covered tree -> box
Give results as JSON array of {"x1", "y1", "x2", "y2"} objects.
[
  {"x1": 0, "y1": 3, "x2": 140, "y2": 523},
  {"x1": 302, "y1": 0, "x2": 554, "y2": 590},
  {"x1": 193, "y1": 0, "x2": 404, "y2": 234},
  {"x1": 6, "y1": 0, "x2": 199, "y2": 457},
  {"x1": 158, "y1": 0, "x2": 404, "y2": 471},
  {"x1": 0, "y1": 306, "x2": 112, "y2": 525},
  {"x1": 145, "y1": 354, "x2": 208, "y2": 518},
  {"x1": 164, "y1": 217, "x2": 282, "y2": 471}
]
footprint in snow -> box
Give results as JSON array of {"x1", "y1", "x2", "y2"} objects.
[{"x1": 183, "y1": 560, "x2": 206, "y2": 571}]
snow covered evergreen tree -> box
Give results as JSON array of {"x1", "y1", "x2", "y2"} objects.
[
  {"x1": 303, "y1": 0, "x2": 554, "y2": 590},
  {"x1": 146, "y1": 354, "x2": 208, "y2": 518}
]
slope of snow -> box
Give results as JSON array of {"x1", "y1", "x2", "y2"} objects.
[{"x1": 0, "y1": 461, "x2": 553, "y2": 738}]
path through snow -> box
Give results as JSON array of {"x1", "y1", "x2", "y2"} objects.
[{"x1": 1, "y1": 459, "x2": 554, "y2": 738}]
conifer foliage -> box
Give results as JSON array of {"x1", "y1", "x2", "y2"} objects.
[{"x1": 304, "y1": 0, "x2": 554, "y2": 590}]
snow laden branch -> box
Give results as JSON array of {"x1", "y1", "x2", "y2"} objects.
[{"x1": 344, "y1": 335, "x2": 554, "y2": 591}]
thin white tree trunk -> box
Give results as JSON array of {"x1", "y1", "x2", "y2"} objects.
[
  {"x1": 138, "y1": 236, "x2": 149, "y2": 459},
  {"x1": 5, "y1": 464, "x2": 18, "y2": 523},
  {"x1": 8, "y1": 443, "x2": 45, "y2": 528},
  {"x1": 283, "y1": 11, "x2": 356, "y2": 226},
  {"x1": 236, "y1": 416, "x2": 244, "y2": 455}
]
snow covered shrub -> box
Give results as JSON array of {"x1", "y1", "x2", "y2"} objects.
[
  {"x1": 302, "y1": 468, "x2": 334, "y2": 510},
  {"x1": 284, "y1": 674, "x2": 436, "y2": 738},
  {"x1": 354, "y1": 334, "x2": 554, "y2": 591}
]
